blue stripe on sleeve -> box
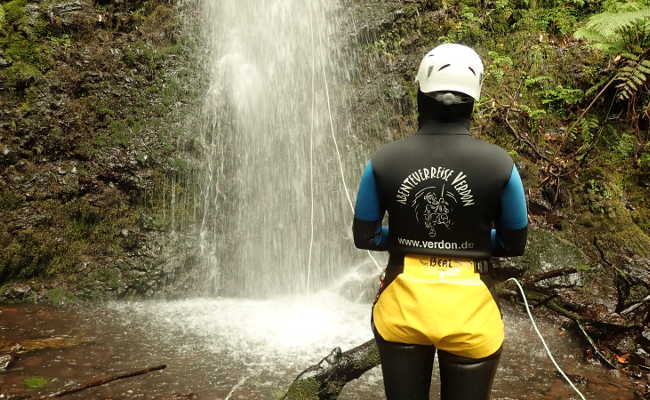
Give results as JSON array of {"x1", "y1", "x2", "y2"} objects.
[
  {"x1": 354, "y1": 161, "x2": 383, "y2": 222},
  {"x1": 375, "y1": 226, "x2": 389, "y2": 246},
  {"x1": 500, "y1": 165, "x2": 528, "y2": 230}
]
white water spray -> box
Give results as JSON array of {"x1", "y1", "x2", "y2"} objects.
[{"x1": 190, "y1": 0, "x2": 378, "y2": 298}]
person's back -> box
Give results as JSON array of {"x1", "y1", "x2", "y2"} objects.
[
  {"x1": 352, "y1": 43, "x2": 528, "y2": 400},
  {"x1": 371, "y1": 130, "x2": 517, "y2": 259}
]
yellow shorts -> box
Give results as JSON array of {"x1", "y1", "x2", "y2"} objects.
[{"x1": 372, "y1": 254, "x2": 504, "y2": 359}]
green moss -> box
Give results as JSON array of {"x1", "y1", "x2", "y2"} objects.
[
  {"x1": 284, "y1": 377, "x2": 320, "y2": 400},
  {"x1": 3, "y1": 0, "x2": 26, "y2": 24},
  {"x1": 1, "y1": 61, "x2": 41, "y2": 87},
  {"x1": 0, "y1": 5, "x2": 6, "y2": 31},
  {"x1": 0, "y1": 190, "x2": 24, "y2": 210},
  {"x1": 23, "y1": 376, "x2": 49, "y2": 389},
  {"x1": 0, "y1": 228, "x2": 61, "y2": 281}
]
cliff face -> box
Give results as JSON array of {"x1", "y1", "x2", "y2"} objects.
[{"x1": 0, "y1": 0, "x2": 203, "y2": 300}]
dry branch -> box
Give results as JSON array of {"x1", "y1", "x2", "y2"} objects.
[
  {"x1": 523, "y1": 267, "x2": 578, "y2": 285},
  {"x1": 21, "y1": 364, "x2": 168, "y2": 399}
]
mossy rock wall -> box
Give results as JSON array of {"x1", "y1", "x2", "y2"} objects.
[{"x1": 0, "y1": 0, "x2": 203, "y2": 301}]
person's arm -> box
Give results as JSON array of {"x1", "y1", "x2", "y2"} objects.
[
  {"x1": 353, "y1": 161, "x2": 389, "y2": 251},
  {"x1": 491, "y1": 165, "x2": 528, "y2": 256}
]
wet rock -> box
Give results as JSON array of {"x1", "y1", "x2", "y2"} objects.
[
  {"x1": 514, "y1": 229, "x2": 588, "y2": 288},
  {"x1": 49, "y1": 0, "x2": 84, "y2": 15},
  {"x1": 47, "y1": 0, "x2": 96, "y2": 32},
  {"x1": 0, "y1": 283, "x2": 36, "y2": 303},
  {"x1": 0, "y1": 353, "x2": 14, "y2": 370}
]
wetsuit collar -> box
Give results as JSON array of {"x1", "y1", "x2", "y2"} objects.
[{"x1": 417, "y1": 120, "x2": 470, "y2": 136}]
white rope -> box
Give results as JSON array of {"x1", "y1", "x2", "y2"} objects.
[
  {"x1": 317, "y1": 27, "x2": 353, "y2": 212},
  {"x1": 306, "y1": 2, "x2": 316, "y2": 292},
  {"x1": 317, "y1": 23, "x2": 382, "y2": 272},
  {"x1": 224, "y1": 375, "x2": 249, "y2": 400},
  {"x1": 507, "y1": 278, "x2": 587, "y2": 400}
]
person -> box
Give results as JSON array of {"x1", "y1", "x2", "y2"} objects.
[{"x1": 352, "y1": 43, "x2": 528, "y2": 400}]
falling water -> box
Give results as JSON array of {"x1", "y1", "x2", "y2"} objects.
[{"x1": 188, "y1": 0, "x2": 375, "y2": 298}]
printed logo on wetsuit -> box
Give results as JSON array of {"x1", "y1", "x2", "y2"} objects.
[{"x1": 395, "y1": 166, "x2": 475, "y2": 238}]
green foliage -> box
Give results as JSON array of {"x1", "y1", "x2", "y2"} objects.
[
  {"x1": 49, "y1": 33, "x2": 72, "y2": 50},
  {"x1": 576, "y1": 263, "x2": 592, "y2": 271},
  {"x1": 529, "y1": 5, "x2": 579, "y2": 36},
  {"x1": 616, "y1": 53, "x2": 650, "y2": 100},
  {"x1": 539, "y1": 84, "x2": 584, "y2": 110},
  {"x1": 570, "y1": 115, "x2": 599, "y2": 159},
  {"x1": 486, "y1": 50, "x2": 513, "y2": 83},
  {"x1": 573, "y1": 1, "x2": 650, "y2": 137},
  {"x1": 574, "y1": 4, "x2": 650, "y2": 53},
  {"x1": 615, "y1": 132, "x2": 636, "y2": 159},
  {"x1": 585, "y1": 178, "x2": 614, "y2": 214}
]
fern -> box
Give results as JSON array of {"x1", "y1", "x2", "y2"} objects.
[
  {"x1": 574, "y1": 3, "x2": 650, "y2": 106},
  {"x1": 616, "y1": 55, "x2": 650, "y2": 101},
  {"x1": 574, "y1": 7, "x2": 650, "y2": 53}
]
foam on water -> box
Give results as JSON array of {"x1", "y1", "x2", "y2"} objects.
[{"x1": 108, "y1": 292, "x2": 373, "y2": 362}]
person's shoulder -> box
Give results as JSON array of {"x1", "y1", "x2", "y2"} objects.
[
  {"x1": 467, "y1": 136, "x2": 513, "y2": 161},
  {"x1": 371, "y1": 137, "x2": 411, "y2": 162}
]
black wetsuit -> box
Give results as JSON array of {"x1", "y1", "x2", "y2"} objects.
[{"x1": 353, "y1": 110, "x2": 528, "y2": 400}]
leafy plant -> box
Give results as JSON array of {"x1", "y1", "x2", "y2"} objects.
[
  {"x1": 616, "y1": 52, "x2": 650, "y2": 101},
  {"x1": 573, "y1": 1, "x2": 650, "y2": 144},
  {"x1": 574, "y1": 6, "x2": 650, "y2": 53},
  {"x1": 486, "y1": 50, "x2": 513, "y2": 83}
]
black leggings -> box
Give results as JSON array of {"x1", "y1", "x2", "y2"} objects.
[{"x1": 373, "y1": 325, "x2": 501, "y2": 400}]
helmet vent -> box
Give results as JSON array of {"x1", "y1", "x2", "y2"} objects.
[
  {"x1": 468, "y1": 67, "x2": 476, "y2": 75},
  {"x1": 438, "y1": 64, "x2": 451, "y2": 71},
  {"x1": 427, "y1": 66, "x2": 434, "y2": 78}
]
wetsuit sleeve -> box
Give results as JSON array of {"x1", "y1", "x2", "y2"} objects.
[
  {"x1": 491, "y1": 165, "x2": 528, "y2": 257},
  {"x1": 353, "y1": 161, "x2": 389, "y2": 251}
]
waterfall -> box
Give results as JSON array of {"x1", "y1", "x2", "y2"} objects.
[{"x1": 188, "y1": 0, "x2": 371, "y2": 298}]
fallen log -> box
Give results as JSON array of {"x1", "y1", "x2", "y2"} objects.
[
  {"x1": 12, "y1": 364, "x2": 168, "y2": 400},
  {"x1": 282, "y1": 339, "x2": 380, "y2": 400},
  {"x1": 0, "y1": 336, "x2": 93, "y2": 354}
]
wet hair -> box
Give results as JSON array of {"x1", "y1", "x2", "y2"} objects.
[{"x1": 417, "y1": 90, "x2": 474, "y2": 128}]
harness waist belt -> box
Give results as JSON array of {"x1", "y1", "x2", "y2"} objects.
[{"x1": 403, "y1": 254, "x2": 480, "y2": 282}]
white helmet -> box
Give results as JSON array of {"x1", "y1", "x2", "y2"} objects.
[{"x1": 415, "y1": 43, "x2": 484, "y2": 100}]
